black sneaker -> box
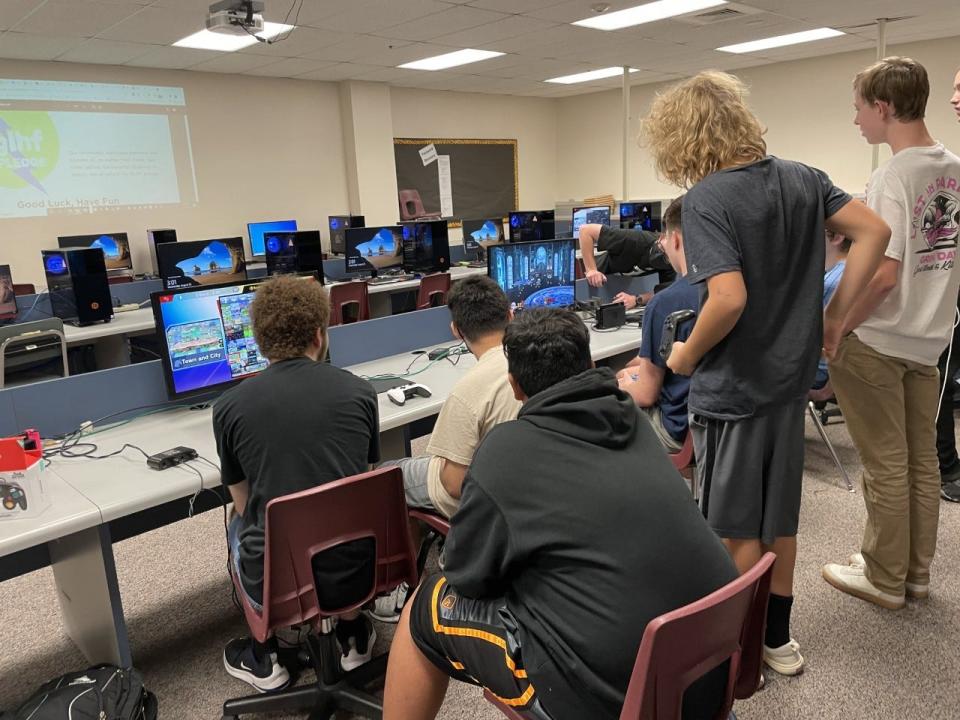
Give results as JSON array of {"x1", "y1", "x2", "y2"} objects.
[
  {"x1": 223, "y1": 637, "x2": 291, "y2": 692},
  {"x1": 941, "y1": 479, "x2": 960, "y2": 503},
  {"x1": 336, "y1": 616, "x2": 376, "y2": 672},
  {"x1": 941, "y1": 463, "x2": 960, "y2": 485}
]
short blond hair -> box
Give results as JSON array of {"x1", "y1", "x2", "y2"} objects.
[
  {"x1": 641, "y1": 71, "x2": 766, "y2": 188},
  {"x1": 854, "y1": 56, "x2": 928, "y2": 121},
  {"x1": 250, "y1": 276, "x2": 329, "y2": 361}
]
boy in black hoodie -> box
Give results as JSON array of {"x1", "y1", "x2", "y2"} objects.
[{"x1": 383, "y1": 308, "x2": 738, "y2": 720}]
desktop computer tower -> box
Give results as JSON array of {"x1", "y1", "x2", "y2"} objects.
[
  {"x1": 509, "y1": 210, "x2": 555, "y2": 243},
  {"x1": 329, "y1": 215, "x2": 364, "y2": 255},
  {"x1": 402, "y1": 221, "x2": 450, "y2": 273},
  {"x1": 42, "y1": 248, "x2": 113, "y2": 326},
  {"x1": 147, "y1": 228, "x2": 177, "y2": 275},
  {"x1": 265, "y1": 230, "x2": 324, "y2": 281}
]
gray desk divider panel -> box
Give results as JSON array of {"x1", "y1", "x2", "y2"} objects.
[
  {"x1": 328, "y1": 306, "x2": 453, "y2": 368},
  {"x1": 14, "y1": 293, "x2": 53, "y2": 323},
  {"x1": 2, "y1": 361, "x2": 171, "y2": 438},
  {"x1": 575, "y1": 274, "x2": 658, "y2": 303},
  {"x1": 111, "y1": 279, "x2": 162, "y2": 306},
  {"x1": 449, "y1": 244, "x2": 467, "y2": 263},
  {"x1": 324, "y1": 258, "x2": 350, "y2": 282}
]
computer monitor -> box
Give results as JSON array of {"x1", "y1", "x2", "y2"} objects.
[
  {"x1": 147, "y1": 229, "x2": 177, "y2": 276},
  {"x1": 329, "y1": 215, "x2": 365, "y2": 255},
  {"x1": 344, "y1": 226, "x2": 404, "y2": 277},
  {"x1": 401, "y1": 220, "x2": 450, "y2": 273},
  {"x1": 57, "y1": 233, "x2": 132, "y2": 271},
  {"x1": 487, "y1": 239, "x2": 576, "y2": 311},
  {"x1": 508, "y1": 210, "x2": 555, "y2": 243},
  {"x1": 0, "y1": 265, "x2": 16, "y2": 319},
  {"x1": 157, "y1": 237, "x2": 248, "y2": 291},
  {"x1": 151, "y1": 275, "x2": 319, "y2": 399},
  {"x1": 264, "y1": 230, "x2": 324, "y2": 282},
  {"x1": 461, "y1": 218, "x2": 504, "y2": 260},
  {"x1": 618, "y1": 201, "x2": 662, "y2": 232},
  {"x1": 248, "y1": 220, "x2": 297, "y2": 258},
  {"x1": 572, "y1": 205, "x2": 612, "y2": 236}
]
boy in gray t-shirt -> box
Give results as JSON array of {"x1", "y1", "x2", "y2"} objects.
[{"x1": 643, "y1": 70, "x2": 890, "y2": 676}]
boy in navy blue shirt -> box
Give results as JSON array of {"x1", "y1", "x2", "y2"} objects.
[{"x1": 616, "y1": 195, "x2": 698, "y2": 450}]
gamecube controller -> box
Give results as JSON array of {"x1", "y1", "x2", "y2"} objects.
[
  {"x1": 387, "y1": 383, "x2": 433, "y2": 407},
  {"x1": 0, "y1": 483, "x2": 27, "y2": 511}
]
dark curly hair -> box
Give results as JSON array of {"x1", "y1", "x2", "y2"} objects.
[{"x1": 250, "y1": 276, "x2": 329, "y2": 361}]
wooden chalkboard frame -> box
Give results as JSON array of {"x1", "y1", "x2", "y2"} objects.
[{"x1": 394, "y1": 138, "x2": 519, "y2": 228}]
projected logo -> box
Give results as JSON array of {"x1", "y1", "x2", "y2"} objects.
[{"x1": 0, "y1": 112, "x2": 60, "y2": 194}]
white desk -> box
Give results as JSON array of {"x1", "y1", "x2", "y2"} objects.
[
  {"x1": 0, "y1": 320, "x2": 641, "y2": 667},
  {"x1": 62, "y1": 309, "x2": 156, "y2": 368},
  {"x1": 327, "y1": 266, "x2": 487, "y2": 317}
]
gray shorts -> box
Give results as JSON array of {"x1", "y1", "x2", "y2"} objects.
[
  {"x1": 690, "y1": 399, "x2": 805, "y2": 545},
  {"x1": 379, "y1": 456, "x2": 434, "y2": 511}
]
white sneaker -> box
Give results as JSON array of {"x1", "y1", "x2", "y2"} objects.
[
  {"x1": 762, "y1": 638, "x2": 804, "y2": 676},
  {"x1": 822, "y1": 562, "x2": 905, "y2": 610},
  {"x1": 848, "y1": 553, "x2": 928, "y2": 599},
  {"x1": 338, "y1": 617, "x2": 377, "y2": 672},
  {"x1": 368, "y1": 582, "x2": 409, "y2": 623}
]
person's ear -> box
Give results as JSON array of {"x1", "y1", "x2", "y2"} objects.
[
  {"x1": 450, "y1": 320, "x2": 458, "y2": 339},
  {"x1": 507, "y1": 308, "x2": 515, "y2": 322},
  {"x1": 507, "y1": 373, "x2": 527, "y2": 402}
]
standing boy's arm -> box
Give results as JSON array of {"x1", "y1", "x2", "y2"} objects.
[
  {"x1": 822, "y1": 199, "x2": 893, "y2": 357},
  {"x1": 667, "y1": 271, "x2": 746, "y2": 376},
  {"x1": 578, "y1": 224, "x2": 606, "y2": 286}
]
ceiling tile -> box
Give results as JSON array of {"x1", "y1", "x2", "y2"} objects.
[
  {"x1": 55, "y1": 38, "x2": 151, "y2": 64},
  {"x1": 361, "y1": 41, "x2": 460, "y2": 67},
  {"x1": 190, "y1": 53, "x2": 282, "y2": 74},
  {"x1": 299, "y1": 34, "x2": 413, "y2": 63},
  {"x1": 242, "y1": 57, "x2": 339, "y2": 77},
  {"x1": 11, "y1": 0, "x2": 145, "y2": 37},
  {"x1": 124, "y1": 45, "x2": 220, "y2": 69},
  {"x1": 296, "y1": 62, "x2": 393, "y2": 81},
  {"x1": 466, "y1": 0, "x2": 566, "y2": 10},
  {"x1": 96, "y1": 6, "x2": 202, "y2": 44},
  {"x1": 0, "y1": 0, "x2": 46, "y2": 32},
  {"x1": 432, "y1": 14, "x2": 559, "y2": 47},
  {"x1": 372, "y1": 5, "x2": 509, "y2": 42},
  {"x1": 315, "y1": 0, "x2": 454, "y2": 34},
  {"x1": 481, "y1": 24, "x2": 600, "y2": 55},
  {"x1": 0, "y1": 30, "x2": 84, "y2": 60},
  {"x1": 237, "y1": 25, "x2": 347, "y2": 58}
]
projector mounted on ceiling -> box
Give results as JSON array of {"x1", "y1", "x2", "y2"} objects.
[{"x1": 206, "y1": 0, "x2": 265, "y2": 36}]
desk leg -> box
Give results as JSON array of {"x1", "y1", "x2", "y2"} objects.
[
  {"x1": 93, "y1": 335, "x2": 131, "y2": 369},
  {"x1": 368, "y1": 293, "x2": 393, "y2": 319},
  {"x1": 49, "y1": 525, "x2": 131, "y2": 667},
  {"x1": 380, "y1": 426, "x2": 410, "y2": 461}
]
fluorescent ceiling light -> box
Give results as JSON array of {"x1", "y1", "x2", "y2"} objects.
[
  {"x1": 573, "y1": 0, "x2": 727, "y2": 31},
  {"x1": 399, "y1": 48, "x2": 504, "y2": 71},
  {"x1": 546, "y1": 67, "x2": 639, "y2": 84},
  {"x1": 173, "y1": 22, "x2": 294, "y2": 52},
  {"x1": 717, "y1": 27, "x2": 845, "y2": 53}
]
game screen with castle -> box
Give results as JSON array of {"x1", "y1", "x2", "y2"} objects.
[{"x1": 487, "y1": 239, "x2": 576, "y2": 310}]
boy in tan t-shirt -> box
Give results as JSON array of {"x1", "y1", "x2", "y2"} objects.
[{"x1": 373, "y1": 275, "x2": 520, "y2": 621}]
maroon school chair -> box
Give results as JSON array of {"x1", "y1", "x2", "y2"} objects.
[
  {"x1": 221, "y1": 467, "x2": 419, "y2": 720},
  {"x1": 408, "y1": 508, "x2": 451, "y2": 578},
  {"x1": 12, "y1": 284, "x2": 35, "y2": 296},
  {"x1": 398, "y1": 189, "x2": 442, "y2": 221},
  {"x1": 107, "y1": 275, "x2": 134, "y2": 285},
  {"x1": 416, "y1": 273, "x2": 451, "y2": 310},
  {"x1": 485, "y1": 552, "x2": 775, "y2": 720},
  {"x1": 329, "y1": 281, "x2": 370, "y2": 326},
  {"x1": 669, "y1": 431, "x2": 698, "y2": 500}
]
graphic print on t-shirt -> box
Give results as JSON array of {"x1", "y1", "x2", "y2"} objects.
[{"x1": 912, "y1": 178, "x2": 960, "y2": 277}]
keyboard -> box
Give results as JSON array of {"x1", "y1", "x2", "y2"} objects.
[
  {"x1": 467, "y1": 261, "x2": 486, "y2": 268},
  {"x1": 369, "y1": 274, "x2": 414, "y2": 285}
]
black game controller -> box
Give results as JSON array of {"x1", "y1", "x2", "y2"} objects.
[
  {"x1": 1, "y1": 483, "x2": 27, "y2": 511},
  {"x1": 658, "y1": 310, "x2": 697, "y2": 362}
]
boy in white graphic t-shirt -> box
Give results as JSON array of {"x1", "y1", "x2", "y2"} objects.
[{"x1": 824, "y1": 57, "x2": 960, "y2": 610}]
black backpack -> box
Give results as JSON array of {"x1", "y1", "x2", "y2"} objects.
[{"x1": 0, "y1": 665, "x2": 157, "y2": 720}]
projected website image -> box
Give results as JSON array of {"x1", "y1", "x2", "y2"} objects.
[
  {"x1": 219, "y1": 292, "x2": 268, "y2": 379},
  {"x1": 347, "y1": 227, "x2": 402, "y2": 272},
  {"x1": 489, "y1": 240, "x2": 576, "y2": 310},
  {"x1": 0, "y1": 79, "x2": 197, "y2": 219},
  {"x1": 572, "y1": 206, "x2": 611, "y2": 235}
]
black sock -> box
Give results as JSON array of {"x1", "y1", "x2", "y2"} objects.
[
  {"x1": 765, "y1": 594, "x2": 793, "y2": 648},
  {"x1": 336, "y1": 617, "x2": 370, "y2": 655}
]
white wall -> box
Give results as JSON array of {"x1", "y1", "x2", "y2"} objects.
[
  {"x1": 556, "y1": 35, "x2": 960, "y2": 203},
  {"x1": 0, "y1": 60, "x2": 349, "y2": 285}
]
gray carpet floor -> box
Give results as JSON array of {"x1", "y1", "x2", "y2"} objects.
[{"x1": 2, "y1": 417, "x2": 958, "y2": 719}]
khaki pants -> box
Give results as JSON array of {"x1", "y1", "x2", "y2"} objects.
[{"x1": 829, "y1": 333, "x2": 941, "y2": 594}]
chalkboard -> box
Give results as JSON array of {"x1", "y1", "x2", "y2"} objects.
[{"x1": 394, "y1": 138, "x2": 518, "y2": 222}]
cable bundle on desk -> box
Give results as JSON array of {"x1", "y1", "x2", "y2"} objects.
[{"x1": 362, "y1": 342, "x2": 468, "y2": 383}]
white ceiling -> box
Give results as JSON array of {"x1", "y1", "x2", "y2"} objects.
[{"x1": 0, "y1": 0, "x2": 958, "y2": 97}]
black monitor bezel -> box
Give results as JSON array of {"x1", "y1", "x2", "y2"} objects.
[{"x1": 56, "y1": 232, "x2": 133, "y2": 271}]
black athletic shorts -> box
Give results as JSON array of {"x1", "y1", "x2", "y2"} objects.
[{"x1": 409, "y1": 574, "x2": 553, "y2": 719}]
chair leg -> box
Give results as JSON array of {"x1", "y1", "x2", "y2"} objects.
[
  {"x1": 808, "y1": 402, "x2": 854, "y2": 493},
  {"x1": 222, "y1": 684, "x2": 322, "y2": 717}
]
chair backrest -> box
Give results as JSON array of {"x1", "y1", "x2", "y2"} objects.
[
  {"x1": 399, "y1": 189, "x2": 427, "y2": 221},
  {"x1": 416, "y1": 273, "x2": 451, "y2": 310},
  {"x1": 107, "y1": 275, "x2": 134, "y2": 285},
  {"x1": 241, "y1": 467, "x2": 419, "y2": 643},
  {"x1": 12, "y1": 284, "x2": 35, "y2": 297},
  {"x1": 329, "y1": 281, "x2": 370, "y2": 326},
  {"x1": 668, "y1": 431, "x2": 694, "y2": 473},
  {"x1": 619, "y1": 552, "x2": 775, "y2": 720},
  {"x1": 0, "y1": 319, "x2": 68, "y2": 388}
]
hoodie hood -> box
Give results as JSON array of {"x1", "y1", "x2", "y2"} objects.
[{"x1": 518, "y1": 367, "x2": 638, "y2": 449}]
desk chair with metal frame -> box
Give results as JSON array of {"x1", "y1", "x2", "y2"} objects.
[
  {"x1": 0, "y1": 319, "x2": 69, "y2": 389},
  {"x1": 807, "y1": 382, "x2": 854, "y2": 492},
  {"x1": 416, "y1": 273, "x2": 451, "y2": 310},
  {"x1": 221, "y1": 467, "x2": 419, "y2": 720}
]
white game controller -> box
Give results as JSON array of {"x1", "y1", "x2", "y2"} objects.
[{"x1": 387, "y1": 383, "x2": 433, "y2": 406}]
